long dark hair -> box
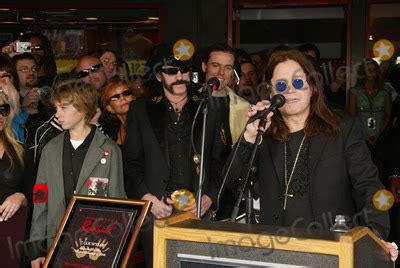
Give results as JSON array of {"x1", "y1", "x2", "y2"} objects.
[
  {"x1": 0, "y1": 52, "x2": 19, "y2": 90},
  {"x1": 90, "y1": 48, "x2": 117, "y2": 60},
  {"x1": 265, "y1": 49, "x2": 340, "y2": 142},
  {"x1": 23, "y1": 32, "x2": 57, "y2": 80},
  {"x1": 356, "y1": 59, "x2": 383, "y2": 90}
]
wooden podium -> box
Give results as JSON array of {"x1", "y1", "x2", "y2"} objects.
[{"x1": 154, "y1": 213, "x2": 392, "y2": 268}]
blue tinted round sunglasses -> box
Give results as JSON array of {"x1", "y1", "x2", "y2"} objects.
[{"x1": 275, "y1": 78, "x2": 306, "y2": 92}]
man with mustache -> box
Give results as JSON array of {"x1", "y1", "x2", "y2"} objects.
[{"x1": 123, "y1": 44, "x2": 217, "y2": 266}]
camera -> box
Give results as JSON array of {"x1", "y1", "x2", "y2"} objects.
[
  {"x1": 16, "y1": 41, "x2": 32, "y2": 53},
  {"x1": 36, "y1": 87, "x2": 50, "y2": 99}
]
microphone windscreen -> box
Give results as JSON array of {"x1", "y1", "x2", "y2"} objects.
[
  {"x1": 271, "y1": 94, "x2": 285, "y2": 108},
  {"x1": 207, "y1": 77, "x2": 220, "y2": 91}
]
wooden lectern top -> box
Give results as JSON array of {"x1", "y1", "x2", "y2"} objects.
[{"x1": 154, "y1": 212, "x2": 392, "y2": 268}]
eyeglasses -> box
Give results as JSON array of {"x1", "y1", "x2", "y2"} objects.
[
  {"x1": 76, "y1": 64, "x2": 102, "y2": 78},
  {"x1": 18, "y1": 67, "x2": 37, "y2": 73},
  {"x1": 161, "y1": 66, "x2": 190, "y2": 75},
  {"x1": 274, "y1": 78, "x2": 306, "y2": 93},
  {"x1": 0, "y1": 103, "x2": 10, "y2": 117},
  {"x1": 109, "y1": 89, "x2": 133, "y2": 102},
  {"x1": 0, "y1": 73, "x2": 12, "y2": 79}
]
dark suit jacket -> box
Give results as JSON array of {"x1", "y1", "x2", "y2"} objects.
[
  {"x1": 29, "y1": 129, "x2": 126, "y2": 259},
  {"x1": 226, "y1": 114, "x2": 390, "y2": 238},
  {"x1": 123, "y1": 94, "x2": 218, "y2": 203}
]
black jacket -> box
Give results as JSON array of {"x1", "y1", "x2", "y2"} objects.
[
  {"x1": 31, "y1": 115, "x2": 63, "y2": 165},
  {"x1": 225, "y1": 114, "x2": 390, "y2": 238},
  {"x1": 123, "y1": 94, "x2": 218, "y2": 203}
]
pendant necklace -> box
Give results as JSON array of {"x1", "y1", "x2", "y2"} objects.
[
  {"x1": 283, "y1": 134, "x2": 306, "y2": 210},
  {"x1": 170, "y1": 95, "x2": 188, "y2": 113}
]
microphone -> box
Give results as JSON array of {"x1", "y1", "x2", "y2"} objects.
[
  {"x1": 248, "y1": 94, "x2": 285, "y2": 124},
  {"x1": 207, "y1": 77, "x2": 220, "y2": 92}
]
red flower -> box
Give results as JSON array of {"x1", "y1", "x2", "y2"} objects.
[
  {"x1": 33, "y1": 184, "x2": 48, "y2": 203},
  {"x1": 84, "y1": 178, "x2": 93, "y2": 188},
  {"x1": 103, "y1": 149, "x2": 110, "y2": 156}
]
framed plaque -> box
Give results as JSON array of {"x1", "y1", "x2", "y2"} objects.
[{"x1": 44, "y1": 195, "x2": 151, "y2": 268}]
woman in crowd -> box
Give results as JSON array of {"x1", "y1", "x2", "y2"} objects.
[
  {"x1": 92, "y1": 49, "x2": 118, "y2": 81},
  {"x1": 0, "y1": 90, "x2": 34, "y2": 221},
  {"x1": 349, "y1": 59, "x2": 392, "y2": 146},
  {"x1": 0, "y1": 53, "x2": 29, "y2": 142},
  {"x1": 226, "y1": 49, "x2": 397, "y2": 261},
  {"x1": 0, "y1": 52, "x2": 19, "y2": 89},
  {"x1": 29, "y1": 79, "x2": 126, "y2": 268},
  {"x1": 117, "y1": 58, "x2": 131, "y2": 82},
  {"x1": 0, "y1": 90, "x2": 35, "y2": 267},
  {"x1": 100, "y1": 77, "x2": 135, "y2": 146}
]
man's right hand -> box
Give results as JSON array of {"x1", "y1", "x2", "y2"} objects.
[
  {"x1": 1, "y1": 40, "x2": 22, "y2": 58},
  {"x1": 31, "y1": 257, "x2": 45, "y2": 268},
  {"x1": 22, "y1": 88, "x2": 40, "y2": 108},
  {"x1": 142, "y1": 193, "x2": 172, "y2": 219},
  {"x1": 244, "y1": 100, "x2": 274, "y2": 144}
]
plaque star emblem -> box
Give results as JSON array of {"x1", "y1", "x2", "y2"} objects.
[
  {"x1": 173, "y1": 39, "x2": 195, "y2": 61},
  {"x1": 373, "y1": 189, "x2": 394, "y2": 211},
  {"x1": 373, "y1": 39, "x2": 394, "y2": 61}
]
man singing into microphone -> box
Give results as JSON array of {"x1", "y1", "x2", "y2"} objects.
[
  {"x1": 123, "y1": 43, "x2": 217, "y2": 266},
  {"x1": 225, "y1": 49, "x2": 398, "y2": 262},
  {"x1": 201, "y1": 44, "x2": 250, "y2": 220}
]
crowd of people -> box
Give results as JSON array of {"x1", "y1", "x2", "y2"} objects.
[{"x1": 0, "y1": 33, "x2": 399, "y2": 267}]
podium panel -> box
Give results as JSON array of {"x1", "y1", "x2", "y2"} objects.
[
  {"x1": 168, "y1": 240, "x2": 338, "y2": 267},
  {"x1": 154, "y1": 213, "x2": 392, "y2": 268}
]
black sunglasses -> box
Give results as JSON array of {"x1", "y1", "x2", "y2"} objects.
[
  {"x1": 31, "y1": 45, "x2": 44, "y2": 51},
  {"x1": 109, "y1": 89, "x2": 133, "y2": 102},
  {"x1": 0, "y1": 103, "x2": 10, "y2": 117},
  {"x1": 161, "y1": 66, "x2": 190, "y2": 75},
  {"x1": 77, "y1": 64, "x2": 102, "y2": 78}
]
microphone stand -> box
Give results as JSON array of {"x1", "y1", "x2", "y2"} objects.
[
  {"x1": 196, "y1": 89, "x2": 211, "y2": 218},
  {"x1": 230, "y1": 117, "x2": 267, "y2": 223},
  {"x1": 245, "y1": 166, "x2": 256, "y2": 223}
]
